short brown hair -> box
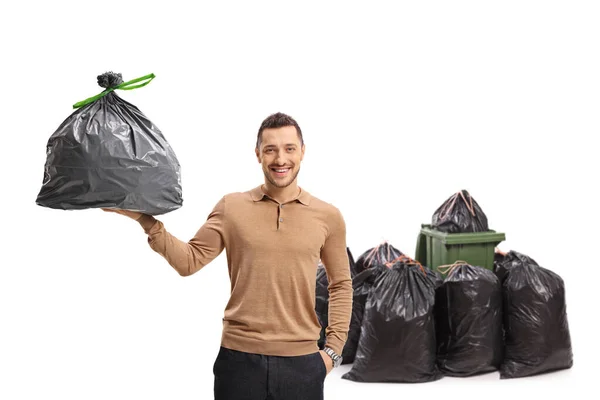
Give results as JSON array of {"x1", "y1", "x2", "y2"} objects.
[{"x1": 256, "y1": 112, "x2": 304, "y2": 149}]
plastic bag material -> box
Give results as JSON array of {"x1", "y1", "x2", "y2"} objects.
[
  {"x1": 431, "y1": 190, "x2": 488, "y2": 233},
  {"x1": 434, "y1": 261, "x2": 503, "y2": 376},
  {"x1": 354, "y1": 241, "x2": 403, "y2": 274},
  {"x1": 494, "y1": 249, "x2": 541, "y2": 285},
  {"x1": 425, "y1": 265, "x2": 444, "y2": 289},
  {"x1": 316, "y1": 247, "x2": 356, "y2": 350},
  {"x1": 339, "y1": 242, "x2": 404, "y2": 362},
  {"x1": 35, "y1": 72, "x2": 183, "y2": 216},
  {"x1": 495, "y1": 250, "x2": 573, "y2": 379},
  {"x1": 315, "y1": 261, "x2": 329, "y2": 350},
  {"x1": 342, "y1": 255, "x2": 442, "y2": 383},
  {"x1": 493, "y1": 250, "x2": 506, "y2": 273},
  {"x1": 342, "y1": 260, "x2": 441, "y2": 366},
  {"x1": 340, "y1": 267, "x2": 378, "y2": 364}
]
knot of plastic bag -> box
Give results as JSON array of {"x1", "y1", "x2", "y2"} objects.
[
  {"x1": 363, "y1": 240, "x2": 393, "y2": 269},
  {"x1": 385, "y1": 254, "x2": 426, "y2": 274},
  {"x1": 436, "y1": 260, "x2": 470, "y2": 276},
  {"x1": 439, "y1": 190, "x2": 476, "y2": 220},
  {"x1": 97, "y1": 71, "x2": 124, "y2": 89}
]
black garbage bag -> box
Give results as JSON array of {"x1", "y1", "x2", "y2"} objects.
[
  {"x1": 316, "y1": 247, "x2": 356, "y2": 350},
  {"x1": 434, "y1": 261, "x2": 502, "y2": 376},
  {"x1": 342, "y1": 255, "x2": 441, "y2": 383},
  {"x1": 35, "y1": 72, "x2": 183, "y2": 215},
  {"x1": 495, "y1": 250, "x2": 574, "y2": 379},
  {"x1": 354, "y1": 241, "x2": 403, "y2": 274},
  {"x1": 340, "y1": 267, "x2": 377, "y2": 364},
  {"x1": 431, "y1": 190, "x2": 488, "y2": 233},
  {"x1": 337, "y1": 242, "x2": 405, "y2": 363}
]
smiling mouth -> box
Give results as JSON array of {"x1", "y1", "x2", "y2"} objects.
[{"x1": 270, "y1": 167, "x2": 291, "y2": 176}]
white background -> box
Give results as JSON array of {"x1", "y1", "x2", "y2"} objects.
[{"x1": 1, "y1": 1, "x2": 598, "y2": 399}]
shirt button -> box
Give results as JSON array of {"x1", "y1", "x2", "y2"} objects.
[
  {"x1": 280, "y1": 204, "x2": 284, "y2": 208},
  {"x1": 279, "y1": 218, "x2": 283, "y2": 222}
]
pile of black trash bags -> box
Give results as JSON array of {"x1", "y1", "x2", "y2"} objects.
[{"x1": 316, "y1": 243, "x2": 573, "y2": 382}]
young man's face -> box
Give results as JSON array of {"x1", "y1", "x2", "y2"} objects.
[{"x1": 255, "y1": 125, "x2": 305, "y2": 189}]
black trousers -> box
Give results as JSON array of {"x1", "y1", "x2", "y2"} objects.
[{"x1": 212, "y1": 346, "x2": 327, "y2": 400}]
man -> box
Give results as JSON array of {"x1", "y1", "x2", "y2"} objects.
[{"x1": 103, "y1": 112, "x2": 353, "y2": 399}]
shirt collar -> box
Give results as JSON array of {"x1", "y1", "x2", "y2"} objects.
[{"x1": 250, "y1": 184, "x2": 311, "y2": 206}]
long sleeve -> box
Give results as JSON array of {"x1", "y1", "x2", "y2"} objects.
[
  {"x1": 136, "y1": 196, "x2": 226, "y2": 276},
  {"x1": 319, "y1": 207, "x2": 353, "y2": 355}
]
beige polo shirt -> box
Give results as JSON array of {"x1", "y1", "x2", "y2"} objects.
[{"x1": 136, "y1": 185, "x2": 353, "y2": 356}]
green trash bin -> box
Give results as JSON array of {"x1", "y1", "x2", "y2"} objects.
[{"x1": 415, "y1": 224, "x2": 505, "y2": 277}]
